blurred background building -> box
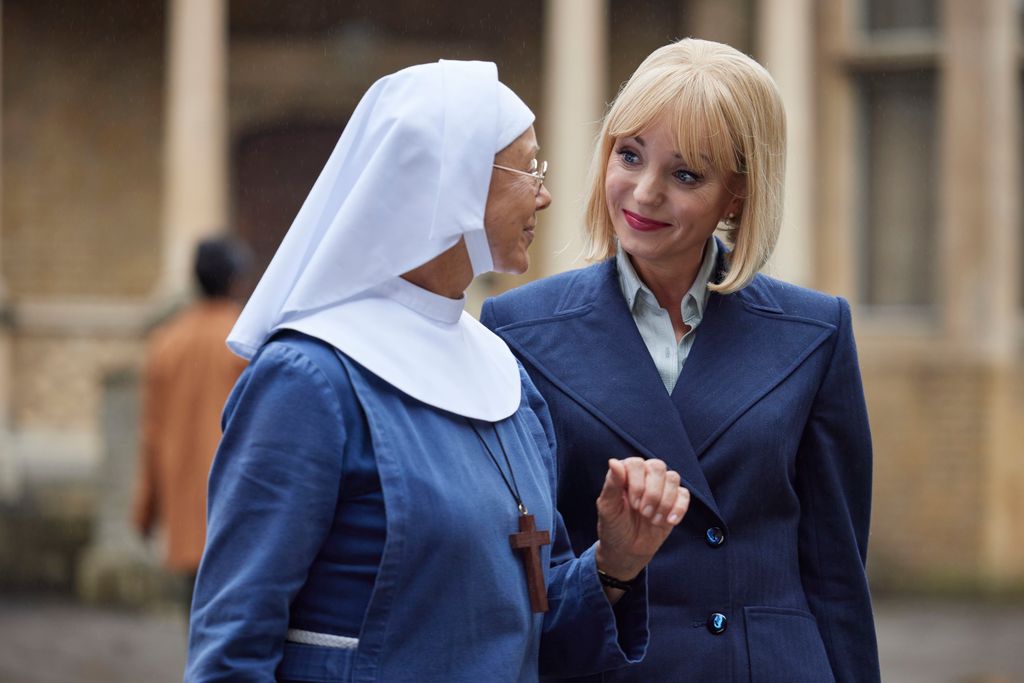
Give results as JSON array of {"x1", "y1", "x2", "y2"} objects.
[{"x1": 1, "y1": 0, "x2": 1022, "y2": 608}]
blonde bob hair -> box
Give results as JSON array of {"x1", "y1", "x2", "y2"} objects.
[{"x1": 583, "y1": 38, "x2": 786, "y2": 294}]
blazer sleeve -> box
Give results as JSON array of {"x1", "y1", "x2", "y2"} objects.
[
  {"x1": 479, "y1": 296, "x2": 500, "y2": 331},
  {"x1": 519, "y1": 368, "x2": 650, "y2": 677},
  {"x1": 185, "y1": 343, "x2": 347, "y2": 683},
  {"x1": 795, "y1": 297, "x2": 881, "y2": 682}
]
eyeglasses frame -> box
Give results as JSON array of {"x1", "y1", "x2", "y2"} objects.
[{"x1": 491, "y1": 159, "x2": 548, "y2": 192}]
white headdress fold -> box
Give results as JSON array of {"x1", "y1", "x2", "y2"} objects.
[{"x1": 227, "y1": 60, "x2": 534, "y2": 420}]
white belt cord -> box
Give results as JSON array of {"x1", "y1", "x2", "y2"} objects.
[{"x1": 286, "y1": 628, "x2": 359, "y2": 650}]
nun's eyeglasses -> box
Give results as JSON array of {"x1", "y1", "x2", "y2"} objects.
[{"x1": 492, "y1": 159, "x2": 548, "y2": 194}]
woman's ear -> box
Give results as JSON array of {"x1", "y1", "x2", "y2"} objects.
[{"x1": 727, "y1": 173, "x2": 747, "y2": 219}]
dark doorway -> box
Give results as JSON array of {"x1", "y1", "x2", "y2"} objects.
[{"x1": 233, "y1": 121, "x2": 347, "y2": 292}]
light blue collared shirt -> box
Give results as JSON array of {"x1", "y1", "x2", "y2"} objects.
[{"x1": 616, "y1": 238, "x2": 718, "y2": 393}]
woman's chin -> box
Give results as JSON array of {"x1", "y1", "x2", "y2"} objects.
[
  {"x1": 506, "y1": 259, "x2": 529, "y2": 276},
  {"x1": 616, "y1": 232, "x2": 660, "y2": 259},
  {"x1": 490, "y1": 253, "x2": 529, "y2": 276}
]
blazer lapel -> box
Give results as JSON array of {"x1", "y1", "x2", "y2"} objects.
[
  {"x1": 496, "y1": 261, "x2": 720, "y2": 520},
  {"x1": 672, "y1": 281, "x2": 836, "y2": 459}
]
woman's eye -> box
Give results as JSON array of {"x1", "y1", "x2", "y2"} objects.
[
  {"x1": 674, "y1": 169, "x2": 702, "y2": 184},
  {"x1": 617, "y1": 149, "x2": 640, "y2": 165}
]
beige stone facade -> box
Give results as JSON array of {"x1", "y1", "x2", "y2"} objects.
[
  {"x1": 813, "y1": 0, "x2": 1024, "y2": 590},
  {"x1": 4, "y1": 2, "x2": 164, "y2": 299},
  {"x1": 2, "y1": 0, "x2": 1022, "y2": 594}
]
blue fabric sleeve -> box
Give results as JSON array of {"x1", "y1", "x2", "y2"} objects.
[
  {"x1": 186, "y1": 342, "x2": 347, "y2": 682},
  {"x1": 479, "y1": 297, "x2": 498, "y2": 331},
  {"x1": 795, "y1": 297, "x2": 880, "y2": 682},
  {"x1": 520, "y1": 367, "x2": 650, "y2": 677}
]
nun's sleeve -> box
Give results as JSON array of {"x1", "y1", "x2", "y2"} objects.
[
  {"x1": 519, "y1": 366, "x2": 651, "y2": 677},
  {"x1": 185, "y1": 342, "x2": 346, "y2": 682}
]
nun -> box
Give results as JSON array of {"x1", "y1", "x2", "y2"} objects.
[{"x1": 185, "y1": 60, "x2": 691, "y2": 683}]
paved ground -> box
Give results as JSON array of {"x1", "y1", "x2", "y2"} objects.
[
  {"x1": 0, "y1": 598, "x2": 1021, "y2": 682},
  {"x1": 0, "y1": 599, "x2": 185, "y2": 683},
  {"x1": 877, "y1": 600, "x2": 1024, "y2": 683}
]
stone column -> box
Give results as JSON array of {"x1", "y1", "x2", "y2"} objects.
[
  {"x1": 77, "y1": 369, "x2": 166, "y2": 605},
  {"x1": 76, "y1": 0, "x2": 231, "y2": 606},
  {"x1": 538, "y1": 0, "x2": 608, "y2": 277},
  {"x1": 758, "y1": 0, "x2": 814, "y2": 288},
  {"x1": 938, "y1": 0, "x2": 1023, "y2": 586},
  {"x1": 0, "y1": 304, "x2": 11, "y2": 502},
  {"x1": 157, "y1": 0, "x2": 229, "y2": 299},
  {"x1": 940, "y1": 0, "x2": 1019, "y2": 357},
  {"x1": 0, "y1": 10, "x2": 16, "y2": 501}
]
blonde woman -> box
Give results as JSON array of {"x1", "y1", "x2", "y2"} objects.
[{"x1": 483, "y1": 39, "x2": 879, "y2": 682}]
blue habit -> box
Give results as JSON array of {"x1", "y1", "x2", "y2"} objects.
[{"x1": 186, "y1": 331, "x2": 648, "y2": 683}]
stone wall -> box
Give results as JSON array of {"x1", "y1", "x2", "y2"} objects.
[
  {"x1": 12, "y1": 334, "x2": 144, "y2": 433},
  {"x1": 861, "y1": 341, "x2": 1024, "y2": 593},
  {"x1": 2, "y1": 1, "x2": 164, "y2": 299}
]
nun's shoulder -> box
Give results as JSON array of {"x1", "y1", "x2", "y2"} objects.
[
  {"x1": 482, "y1": 260, "x2": 611, "y2": 327},
  {"x1": 244, "y1": 330, "x2": 355, "y2": 404}
]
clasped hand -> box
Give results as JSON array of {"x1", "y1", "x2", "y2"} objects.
[{"x1": 594, "y1": 457, "x2": 691, "y2": 583}]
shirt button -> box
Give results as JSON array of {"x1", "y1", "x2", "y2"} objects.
[
  {"x1": 707, "y1": 612, "x2": 728, "y2": 635},
  {"x1": 705, "y1": 527, "x2": 725, "y2": 547}
]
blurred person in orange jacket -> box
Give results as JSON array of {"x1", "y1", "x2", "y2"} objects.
[{"x1": 132, "y1": 237, "x2": 251, "y2": 617}]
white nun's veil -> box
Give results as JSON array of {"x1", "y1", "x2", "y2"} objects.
[{"x1": 227, "y1": 60, "x2": 534, "y2": 421}]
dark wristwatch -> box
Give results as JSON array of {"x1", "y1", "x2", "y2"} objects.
[{"x1": 597, "y1": 568, "x2": 644, "y2": 592}]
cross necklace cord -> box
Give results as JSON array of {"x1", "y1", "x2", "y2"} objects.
[{"x1": 467, "y1": 419, "x2": 551, "y2": 613}]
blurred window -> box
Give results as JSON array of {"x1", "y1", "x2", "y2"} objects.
[
  {"x1": 847, "y1": 0, "x2": 942, "y2": 312},
  {"x1": 858, "y1": 70, "x2": 938, "y2": 308},
  {"x1": 825, "y1": 1, "x2": 1023, "y2": 327},
  {"x1": 864, "y1": 0, "x2": 937, "y2": 33}
]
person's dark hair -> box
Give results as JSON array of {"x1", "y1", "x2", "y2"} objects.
[{"x1": 194, "y1": 237, "x2": 251, "y2": 298}]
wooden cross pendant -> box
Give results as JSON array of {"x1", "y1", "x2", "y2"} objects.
[{"x1": 509, "y1": 513, "x2": 551, "y2": 613}]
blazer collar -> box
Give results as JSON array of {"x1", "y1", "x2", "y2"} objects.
[
  {"x1": 670, "y1": 280, "x2": 834, "y2": 458},
  {"x1": 668, "y1": 242, "x2": 835, "y2": 456},
  {"x1": 497, "y1": 258, "x2": 722, "y2": 519}
]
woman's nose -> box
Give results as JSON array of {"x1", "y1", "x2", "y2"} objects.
[
  {"x1": 536, "y1": 184, "x2": 552, "y2": 211},
  {"x1": 632, "y1": 171, "x2": 662, "y2": 206}
]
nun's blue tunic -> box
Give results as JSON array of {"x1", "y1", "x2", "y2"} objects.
[{"x1": 186, "y1": 331, "x2": 648, "y2": 682}]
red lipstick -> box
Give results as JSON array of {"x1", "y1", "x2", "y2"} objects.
[{"x1": 623, "y1": 209, "x2": 670, "y2": 232}]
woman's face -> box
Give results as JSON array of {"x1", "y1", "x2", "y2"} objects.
[
  {"x1": 605, "y1": 115, "x2": 742, "y2": 276},
  {"x1": 484, "y1": 126, "x2": 552, "y2": 274}
]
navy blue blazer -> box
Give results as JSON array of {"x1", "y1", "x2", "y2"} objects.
[{"x1": 482, "y1": 254, "x2": 880, "y2": 682}]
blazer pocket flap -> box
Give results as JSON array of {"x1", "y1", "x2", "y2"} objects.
[{"x1": 744, "y1": 606, "x2": 834, "y2": 683}]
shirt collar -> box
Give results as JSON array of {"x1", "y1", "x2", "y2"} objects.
[
  {"x1": 374, "y1": 276, "x2": 466, "y2": 324},
  {"x1": 616, "y1": 237, "x2": 719, "y2": 319}
]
